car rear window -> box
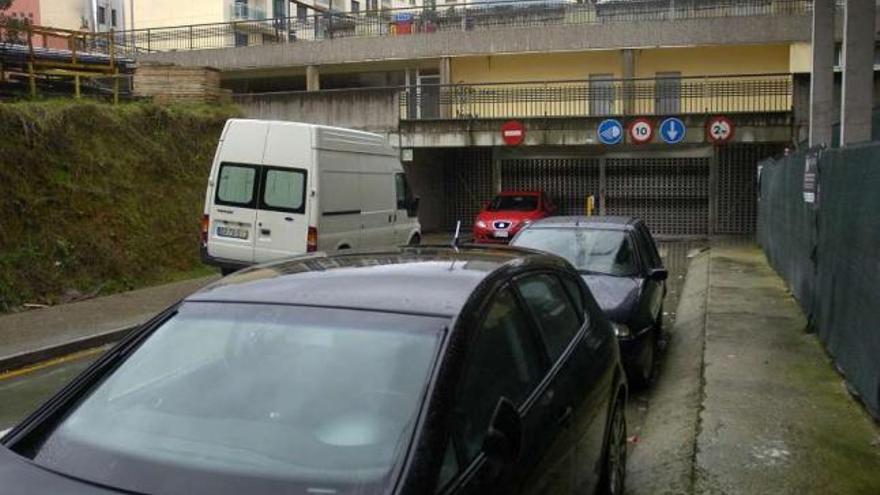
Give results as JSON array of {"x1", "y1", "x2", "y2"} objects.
[{"x1": 487, "y1": 195, "x2": 538, "y2": 212}]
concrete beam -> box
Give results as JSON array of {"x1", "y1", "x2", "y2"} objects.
[
  {"x1": 841, "y1": 0, "x2": 876, "y2": 145},
  {"x1": 809, "y1": 0, "x2": 835, "y2": 148},
  {"x1": 139, "y1": 15, "x2": 812, "y2": 72},
  {"x1": 621, "y1": 49, "x2": 637, "y2": 115},
  {"x1": 306, "y1": 65, "x2": 320, "y2": 91}
]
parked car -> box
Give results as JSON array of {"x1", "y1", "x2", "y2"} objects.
[
  {"x1": 473, "y1": 191, "x2": 557, "y2": 244},
  {"x1": 201, "y1": 119, "x2": 421, "y2": 275},
  {"x1": 0, "y1": 247, "x2": 627, "y2": 495},
  {"x1": 511, "y1": 216, "x2": 667, "y2": 387}
]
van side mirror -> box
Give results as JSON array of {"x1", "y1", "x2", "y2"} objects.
[
  {"x1": 407, "y1": 196, "x2": 420, "y2": 217},
  {"x1": 648, "y1": 268, "x2": 668, "y2": 281},
  {"x1": 482, "y1": 397, "x2": 522, "y2": 466}
]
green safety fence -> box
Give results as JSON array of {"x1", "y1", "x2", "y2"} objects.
[{"x1": 758, "y1": 142, "x2": 880, "y2": 420}]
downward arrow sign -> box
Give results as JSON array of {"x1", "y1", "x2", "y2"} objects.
[{"x1": 666, "y1": 124, "x2": 679, "y2": 140}]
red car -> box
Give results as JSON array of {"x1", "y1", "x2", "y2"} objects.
[{"x1": 473, "y1": 191, "x2": 557, "y2": 244}]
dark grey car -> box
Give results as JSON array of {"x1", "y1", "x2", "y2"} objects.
[
  {"x1": 0, "y1": 247, "x2": 628, "y2": 495},
  {"x1": 511, "y1": 217, "x2": 668, "y2": 387}
]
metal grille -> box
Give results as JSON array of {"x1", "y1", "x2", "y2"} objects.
[
  {"x1": 606, "y1": 158, "x2": 710, "y2": 235},
  {"x1": 500, "y1": 158, "x2": 600, "y2": 216},
  {"x1": 443, "y1": 148, "x2": 493, "y2": 230},
  {"x1": 716, "y1": 143, "x2": 785, "y2": 234}
]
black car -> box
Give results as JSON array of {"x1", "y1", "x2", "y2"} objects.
[
  {"x1": 511, "y1": 217, "x2": 668, "y2": 386},
  {"x1": 0, "y1": 247, "x2": 628, "y2": 495}
]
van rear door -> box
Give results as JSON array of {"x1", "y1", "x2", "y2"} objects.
[
  {"x1": 208, "y1": 121, "x2": 269, "y2": 264},
  {"x1": 253, "y1": 124, "x2": 311, "y2": 263}
]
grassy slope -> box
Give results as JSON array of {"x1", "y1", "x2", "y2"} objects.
[{"x1": 0, "y1": 101, "x2": 239, "y2": 311}]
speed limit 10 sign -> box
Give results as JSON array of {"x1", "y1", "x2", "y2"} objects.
[
  {"x1": 628, "y1": 118, "x2": 654, "y2": 144},
  {"x1": 706, "y1": 116, "x2": 735, "y2": 144}
]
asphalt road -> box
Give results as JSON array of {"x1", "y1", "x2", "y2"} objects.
[{"x1": 0, "y1": 240, "x2": 700, "y2": 490}]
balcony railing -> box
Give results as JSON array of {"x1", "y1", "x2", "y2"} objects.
[
  {"x1": 398, "y1": 74, "x2": 794, "y2": 121},
  {"x1": 110, "y1": 0, "x2": 815, "y2": 56}
]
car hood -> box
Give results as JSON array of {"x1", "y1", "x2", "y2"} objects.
[
  {"x1": 0, "y1": 447, "x2": 120, "y2": 494},
  {"x1": 477, "y1": 211, "x2": 541, "y2": 223},
  {"x1": 582, "y1": 274, "x2": 642, "y2": 323}
]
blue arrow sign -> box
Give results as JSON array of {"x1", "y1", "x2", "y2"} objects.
[
  {"x1": 659, "y1": 117, "x2": 686, "y2": 144},
  {"x1": 597, "y1": 119, "x2": 624, "y2": 145}
]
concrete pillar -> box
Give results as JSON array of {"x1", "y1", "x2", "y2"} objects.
[
  {"x1": 809, "y1": 0, "x2": 835, "y2": 148},
  {"x1": 621, "y1": 49, "x2": 636, "y2": 115},
  {"x1": 840, "y1": 0, "x2": 875, "y2": 145},
  {"x1": 439, "y1": 57, "x2": 452, "y2": 118},
  {"x1": 306, "y1": 65, "x2": 320, "y2": 91}
]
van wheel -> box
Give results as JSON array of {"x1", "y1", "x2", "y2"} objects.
[
  {"x1": 220, "y1": 268, "x2": 236, "y2": 276},
  {"x1": 338, "y1": 245, "x2": 351, "y2": 251},
  {"x1": 408, "y1": 234, "x2": 421, "y2": 246}
]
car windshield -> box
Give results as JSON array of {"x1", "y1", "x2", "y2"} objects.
[
  {"x1": 30, "y1": 302, "x2": 445, "y2": 495},
  {"x1": 487, "y1": 194, "x2": 539, "y2": 212},
  {"x1": 513, "y1": 227, "x2": 638, "y2": 276}
]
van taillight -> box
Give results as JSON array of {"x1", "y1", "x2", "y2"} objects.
[
  {"x1": 307, "y1": 227, "x2": 318, "y2": 252},
  {"x1": 200, "y1": 215, "x2": 210, "y2": 246}
]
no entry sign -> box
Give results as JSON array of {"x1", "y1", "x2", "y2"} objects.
[
  {"x1": 628, "y1": 118, "x2": 654, "y2": 144},
  {"x1": 706, "y1": 116, "x2": 735, "y2": 144},
  {"x1": 501, "y1": 120, "x2": 525, "y2": 146}
]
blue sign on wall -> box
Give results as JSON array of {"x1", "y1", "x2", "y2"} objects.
[
  {"x1": 659, "y1": 117, "x2": 686, "y2": 144},
  {"x1": 597, "y1": 119, "x2": 624, "y2": 145}
]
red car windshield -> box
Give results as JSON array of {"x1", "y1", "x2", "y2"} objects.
[{"x1": 487, "y1": 195, "x2": 539, "y2": 212}]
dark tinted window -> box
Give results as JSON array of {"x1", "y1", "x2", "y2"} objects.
[
  {"x1": 395, "y1": 173, "x2": 408, "y2": 210},
  {"x1": 513, "y1": 228, "x2": 638, "y2": 276},
  {"x1": 454, "y1": 288, "x2": 544, "y2": 463},
  {"x1": 517, "y1": 274, "x2": 582, "y2": 362},
  {"x1": 488, "y1": 194, "x2": 539, "y2": 212},
  {"x1": 561, "y1": 275, "x2": 586, "y2": 318}
]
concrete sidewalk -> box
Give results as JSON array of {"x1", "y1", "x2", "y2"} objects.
[
  {"x1": 697, "y1": 242, "x2": 880, "y2": 494},
  {"x1": 0, "y1": 276, "x2": 218, "y2": 372},
  {"x1": 628, "y1": 241, "x2": 880, "y2": 495}
]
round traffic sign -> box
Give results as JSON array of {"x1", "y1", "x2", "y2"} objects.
[
  {"x1": 659, "y1": 117, "x2": 686, "y2": 145},
  {"x1": 501, "y1": 120, "x2": 525, "y2": 146},
  {"x1": 597, "y1": 119, "x2": 624, "y2": 145},
  {"x1": 706, "y1": 116, "x2": 735, "y2": 144},
  {"x1": 628, "y1": 118, "x2": 654, "y2": 144}
]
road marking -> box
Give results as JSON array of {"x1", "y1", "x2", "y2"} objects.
[{"x1": 0, "y1": 346, "x2": 107, "y2": 382}]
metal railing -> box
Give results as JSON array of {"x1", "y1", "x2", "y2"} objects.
[
  {"x1": 108, "y1": 0, "x2": 814, "y2": 56},
  {"x1": 398, "y1": 74, "x2": 794, "y2": 120}
]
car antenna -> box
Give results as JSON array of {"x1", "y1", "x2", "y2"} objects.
[{"x1": 451, "y1": 220, "x2": 462, "y2": 251}]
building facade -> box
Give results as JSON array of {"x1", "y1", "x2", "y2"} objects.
[{"x1": 137, "y1": 0, "x2": 877, "y2": 235}]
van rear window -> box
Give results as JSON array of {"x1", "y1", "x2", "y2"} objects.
[
  {"x1": 216, "y1": 164, "x2": 257, "y2": 207},
  {"x1": 262, "y1": 167, "x2": 306, "y2": 213}
]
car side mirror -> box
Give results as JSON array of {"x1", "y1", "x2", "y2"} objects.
[
  {"x1": 482, "y1": 397, "x2": 523, "y2": 466},
  {"x1": 648, "y1": 268, "x2": 668, "y2": 281},
  {"x1": 407, "y1": 196, "x2": 420, "y2": 218}
]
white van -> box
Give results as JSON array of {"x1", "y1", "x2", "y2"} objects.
[{"x1": 201, "y1": 119, "x2": 421, "y2": 274}]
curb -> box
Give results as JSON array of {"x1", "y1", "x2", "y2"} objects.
[{"x1": 0, "y1": 325, "x2": 137, "y2": 375}]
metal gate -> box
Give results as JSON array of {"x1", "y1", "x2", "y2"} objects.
[
  {"x1": 716, "y1": 144, "x2": 785, "y2": 235},
  {"x1": 605, "y1": 157, "x2": 710, "y2": 235},
  {"x1": 501, "y1": 158, "x2": 601, "y2": 215},
  {"x1": 443, "y1": 148, "x2": 493, "y2": 229}
]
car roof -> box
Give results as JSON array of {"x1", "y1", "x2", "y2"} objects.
[
  {"x1": 187, "y1": 246, "x2": 569, "y2": 318},
  {"x1": 527, "y1": 215, "x2": 642, "y2": 230}
]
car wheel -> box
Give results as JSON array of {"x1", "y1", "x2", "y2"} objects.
[
  {"x1": 631, "y1": 331, "x2": 656, "y2": 389},
  {"x1": 599, "y1": 398, "x2": 627, "y2": 495},
  {"x1": 409, "y1": 234, "x2": 421, "y2": 246}
]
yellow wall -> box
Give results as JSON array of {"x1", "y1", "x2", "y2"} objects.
[
  {"x1": 40, "y1": 0, "x2": 86, "y2": 30},
  {"x1": 451, "y1": 51, "x2": 623, "y2": 84},
  {"x1": 634, "y1": 44, "x2": 791, "y2": 78},
  {"x1": 789, "y1": 42, "x2": 813, "y2": 73},
  {"x1": 133, "y1": 1, "x2": 225, "y2": 29}
]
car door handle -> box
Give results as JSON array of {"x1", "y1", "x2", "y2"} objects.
[
  {"x1": 284, "y1": 216, "x2": 294, "y2": 222},
  {"x1": 556, "y1": 406, "x2": 574, "y2": 428},
  {"x1": 260, "y1": 229, "x2": 271, "y2": 236}
]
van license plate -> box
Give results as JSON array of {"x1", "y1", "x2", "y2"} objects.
[
  {"x1": 494, "y1": 230, "x2": 509, "y2": 239},
  {"x1": 217, "y1": 226, "x2": 248, "y2": 240}
]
